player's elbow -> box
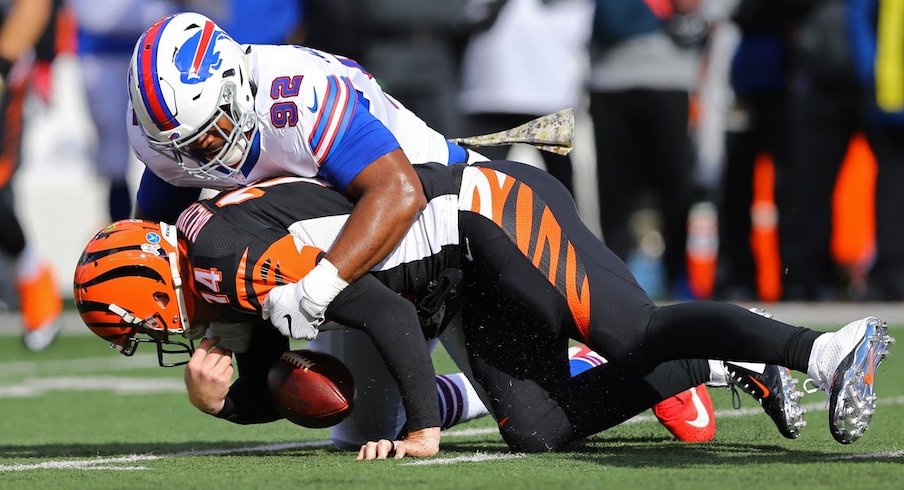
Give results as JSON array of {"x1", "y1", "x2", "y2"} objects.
[
  {"x1": 405, "y1": 184, "x2": 428, "y2": 216},
  {"x1": 391, "y1": 174, "x2": 427, "y2": 217}
]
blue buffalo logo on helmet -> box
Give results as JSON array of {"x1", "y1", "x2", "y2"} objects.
[{"x1": 174, "y1": 21, "x2": 227, "y2": 85}]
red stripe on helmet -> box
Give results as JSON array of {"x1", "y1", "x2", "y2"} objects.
[
  {"x1": 191, "y1": 21, "x2": 216, "y2": 78},
  {"x1": 138, "y1": 16, "x2": 177, "y2": 131}
]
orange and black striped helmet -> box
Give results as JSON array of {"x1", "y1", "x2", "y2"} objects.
[{"x1": 73, "y1": 219, "x2": 195, "y2": 367}]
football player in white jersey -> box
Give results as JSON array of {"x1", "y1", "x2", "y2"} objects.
[
  {"x1": 125, "y1": 11, "x2": 492, "y2": 453},
  {"x1": 125, "y1": 11, "x2": 729, "y2": 447},
  {"x1": 127, "y1": 11, "x2": 484, "y2": 346}
]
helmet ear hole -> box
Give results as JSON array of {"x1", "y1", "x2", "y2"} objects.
[{"x1": 154, "y1": 291, "x2": 171, "y2": 309}]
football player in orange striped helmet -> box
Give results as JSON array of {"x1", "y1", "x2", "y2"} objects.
[{"x1": 73, "y1": 219, "x2": 202, "y2": 366}]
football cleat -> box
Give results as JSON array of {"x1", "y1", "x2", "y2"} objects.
[
  {"x1": 18, "y1": 262, "x2": 62, "y2": 352},
  {"x1": 815, "y1": 317, "x2": 895, "y2": 444},
  {"x1": 725, "y1": 362, "x2": 807, "y2": 439},
  {"x1": 653, "y1": 385, "x2": 716, "y2": 443}
]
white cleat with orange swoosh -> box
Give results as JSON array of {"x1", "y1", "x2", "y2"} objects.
[{"x1": 809, "y1": 317, "x2": 895, "y2": 444}]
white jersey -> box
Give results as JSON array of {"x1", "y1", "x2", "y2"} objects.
[{"x1": 129, "y1": 44, "x2": 456, "y2": 190}]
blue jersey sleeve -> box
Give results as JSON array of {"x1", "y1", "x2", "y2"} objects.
[
  {"x1": 317, "y1": 96, "x2": 402, "y2": 191},
  {"x1": 136, "y1": 168, "x2": 202, "y2": 222}
]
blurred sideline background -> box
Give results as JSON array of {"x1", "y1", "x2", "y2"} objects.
[{"x1": 1, "y1": 55, "x2": 130, "y2": 306}]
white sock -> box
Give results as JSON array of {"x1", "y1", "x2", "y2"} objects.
[
  {"x1": 806, "y1": 332, "x2": 834, "y2": 388},
  {"x1": 436, "y1": 373, "x2": 489, "y2": 429},
  {"x1": 15, "y1": 246, "x2": 43, "y2": 282},
  {"x1": 707, "y1": 360, "x2": 729, "y2": 387}
]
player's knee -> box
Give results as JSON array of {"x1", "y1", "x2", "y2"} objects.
[
  {"x1": 495, "y1": 405, "x2": 576, "y2": 453},
  {"x1": 498, "y1": 420, "x2": 575, "y2": 453}
]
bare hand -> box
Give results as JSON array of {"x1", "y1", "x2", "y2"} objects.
[
  {"x1": 356, "y1": 427, "x2": 440, "y2": 461},
  {"x1": 184, "y1": 337, "x2": 234, "y2": 414}
]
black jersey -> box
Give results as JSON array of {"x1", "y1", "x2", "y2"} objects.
[
  {"x1": 176, "y1": 164, "x2": 462, "y2": 322},
  {"x1": 175, "y1": 164, "x2": 461, "y2": 432}
]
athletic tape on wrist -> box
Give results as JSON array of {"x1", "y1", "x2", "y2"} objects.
[{"x1": 299, "y1": 258, "x2": 349, "y2": 309}]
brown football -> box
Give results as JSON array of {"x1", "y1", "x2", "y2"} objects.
[{"x1": 267, "y1": 349, "x2": 355, "y2": 428}]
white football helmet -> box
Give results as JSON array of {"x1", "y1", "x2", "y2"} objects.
[{"x1": 128, "y1": 12, "x2": 258, "y2": 180}]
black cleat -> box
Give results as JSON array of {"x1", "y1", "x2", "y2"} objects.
[{"x1": 726, "y1": 362, "x2": 807, "y2": 439}]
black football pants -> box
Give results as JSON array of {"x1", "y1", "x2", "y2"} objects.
[{"x1": 456, "y1": 161, "x2": 821, "y2": 451}]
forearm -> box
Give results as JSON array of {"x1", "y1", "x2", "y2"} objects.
[
  {"x1": 218, "y1": 323, "x2": 289, "y2": 423},
  {"x1": 196, "y1": 324, "x2": 289, "y2": 424},
  {"x1": 326, "y1": 186, "x2": 423, "y2": 283},
  {"x1": 328, "y1": 276, "x2": 441, "y2": 432},
  {"x1": 213, "y1": 379, "x2": 283, "y2": 425},
  {"x1": 134, "y1": 168, "x2": 202, "y2": 222},
  {"x1": 328, "y1": 149, "x2": 426, "y2": 283},
  {"x1": 0, "y1": 0, "x2": 52, "y2": 62}
]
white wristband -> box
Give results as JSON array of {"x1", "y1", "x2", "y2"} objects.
[{"x1": 299, "y1": 258, "x2": 349, "y2": 309}]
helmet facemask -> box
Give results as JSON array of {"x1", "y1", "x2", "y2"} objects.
[
  {"x1": 107, "y1": 304, "x2": 196, "y2": 367},
  {"x1": 142, "y1": 80, "x2": 258, "y2": 181}
]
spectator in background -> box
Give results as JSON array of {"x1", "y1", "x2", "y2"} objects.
[
  {"x1": 778, "y1": 0, "x2": 872, "y2": 301},
  {"x1": 458, "y1": 0, "x2": 593, "y2": 196},
  {"x1": 588, "y1": 0, "x2": 709, "y2": 299},
  {"x1": 69, "y1": 0, "x2": 181, "y2": 221},
  {"x1": 846, "y1": 0, "x2": 904, "y2": 300},
  {"x1": 0, "y1": 0, "x2": 63, "y2": 351},
  {"x1": 298, "y1": 0, "x2": 361, "y2": 59},
  {"x1": 713, "y1": 0, "x2": 812, "y2": 301},
  {"x1": 307, "y1": 0, "x2": 506, "y2": 137}
]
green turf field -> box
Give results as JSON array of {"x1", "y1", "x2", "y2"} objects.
[{"x1": 1, "y1": 326, "x2": 902, "y2": 489}]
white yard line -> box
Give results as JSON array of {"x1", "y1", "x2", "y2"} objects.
[
  {"x1": 402, "y1": 452, "x2": 525, "y2": 466},
  {"x1": 0, "y1": 441, "x2": 333, "y2": 472},
  {"x1": 0, "y1": 455, "x2": 160, "y2": 472}
]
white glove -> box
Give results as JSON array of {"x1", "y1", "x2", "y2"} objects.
[
  {"x1": 261, "y1": 282, "x2": 321, "y2": 340},
  {"x1": 261, "y1": 259, "x2": 349, "y2": 340}
]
